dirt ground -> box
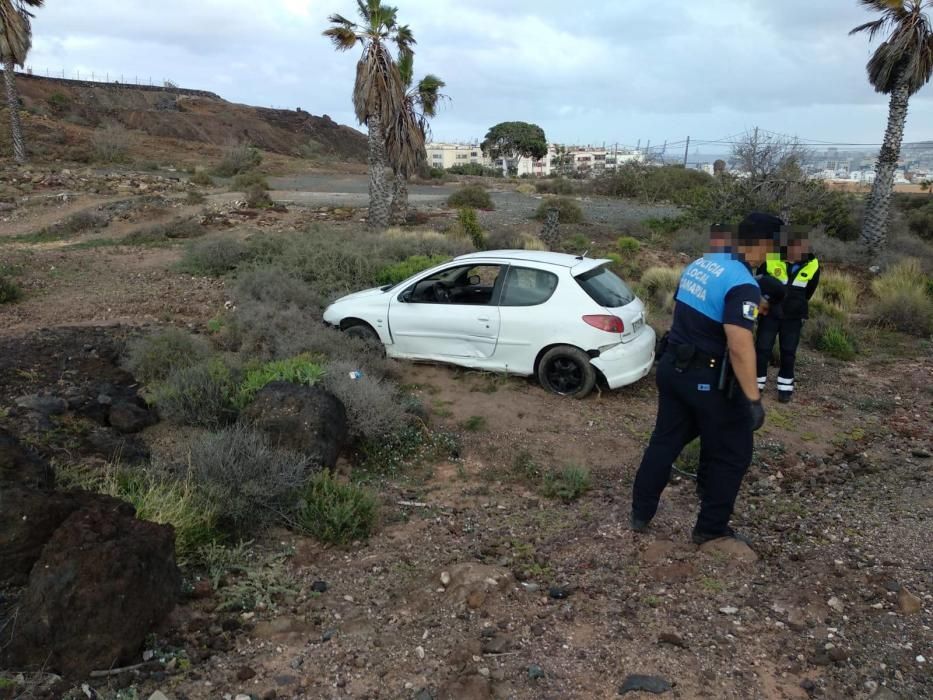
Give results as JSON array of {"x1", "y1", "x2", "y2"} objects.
[{"x1": 1, "y1": 163, "x2": 931, "y2": 700}]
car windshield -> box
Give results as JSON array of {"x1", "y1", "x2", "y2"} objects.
[{"x1": 575, "y1": 265, "x2": 635, "y2": 308}]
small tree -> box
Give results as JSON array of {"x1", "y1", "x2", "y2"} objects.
[{"x1": 481, "y1": 121, "x2": 548, "y2": 177}]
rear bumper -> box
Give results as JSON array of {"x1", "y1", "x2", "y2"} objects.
[{"x1": 591, "y1": 326, "x2": 656, "y2": 389}]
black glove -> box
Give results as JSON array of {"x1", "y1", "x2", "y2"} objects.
[{"x1": 749, "y1": 399, "x2": 765, "y2": 432}]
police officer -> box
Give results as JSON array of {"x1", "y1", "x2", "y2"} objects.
[
  {"x1": 756, "y1": 231, "x2": 820, "y2": 402},
  {"x1": 631, "y1": 213, "x2": 778, "y2": 545}
]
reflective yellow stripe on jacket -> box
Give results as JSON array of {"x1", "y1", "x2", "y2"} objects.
[{"x1": 790, "y1": 258, "x2": 819, "y2": 288}]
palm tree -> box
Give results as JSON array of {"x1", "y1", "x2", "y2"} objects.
[
  {"x1": 324, "y1": 1, "x2": 413, "y2": 230},
  {"x1": 1, "y1": 0, "x2": 43, "y2": 164},
  {"x1": 850, "y1": 0, "x2": 933, "y2": 253},
  {"x1": 386, "y1": 51, "x2": 445, "y2": 224}
]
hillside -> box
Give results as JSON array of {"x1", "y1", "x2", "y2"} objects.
[{"x1": 4, "y1": 72, "x2": 367, "y2": 164}]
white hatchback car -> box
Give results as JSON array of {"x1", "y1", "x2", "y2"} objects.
[{"x1": 323, "y1": 251, "x2": 655, "y2": 398}]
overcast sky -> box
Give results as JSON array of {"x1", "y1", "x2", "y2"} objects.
[{"x1": 25, "y1": 0, "x2": 933, "y2": 155}]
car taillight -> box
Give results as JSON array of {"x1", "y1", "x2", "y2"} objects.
[{"x1": 583, "y1": 314, "x2": 624, "y2": 333}]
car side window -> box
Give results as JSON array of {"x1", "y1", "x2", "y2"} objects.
[
  {"x1": 403, "y1": 264, "x2": 506, "y2": 305},
  {"x1": 500, "y1": 266, "x2": 559, "y2": 307}
]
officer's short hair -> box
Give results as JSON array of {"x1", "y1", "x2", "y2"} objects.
[{"x1": 737, "y1": 212, "x2": 784, "y2": 242}]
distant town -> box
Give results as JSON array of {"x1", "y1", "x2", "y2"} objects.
[{"x1": 426, "y1": 140, "x2": 933, "y2": 186}]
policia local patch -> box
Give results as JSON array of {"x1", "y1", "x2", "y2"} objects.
[{"x1": 742, "y1": 300, "x2": 759, "y2": 321}]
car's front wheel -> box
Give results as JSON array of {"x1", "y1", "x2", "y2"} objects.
[
  {"x1": 537, "y1": 345, "x2": 596, "y2": 398},
  {"x1": 343, "y1": 322, "x2": 384, "y2": 352}
]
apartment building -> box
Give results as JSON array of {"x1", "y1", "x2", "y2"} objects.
[{"x1": 425, "y1": 143, "x2": 488, "y2": 170}]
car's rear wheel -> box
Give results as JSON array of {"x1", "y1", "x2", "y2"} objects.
[{"x1": 537, "y1": 345, "x2": 596, "y2": 398}]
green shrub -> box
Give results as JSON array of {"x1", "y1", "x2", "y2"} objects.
[
  {"x1": 668, "y1": 228, "x2": 707, "y2": 258},
  {"x1": 456, "y1": 207, "x2": 487, "y2": 249},
  {"x1": 0, "y1": 276, "x2": 22, "y2": 304},
  {"x1": 232, "y1": 172, "x2": 269, "y2": 191},
  {"x1": 213, "y1": 142, "x2": 262, "y2": 177},
  {"x1": 448, "y1": 185, "x2": 493, "y2": 210},
  {"x1": 123, "y1": 217, "x2": 204, "y2": 245},
  {"x1": 47, "y1": 91, "x2": 70, "y2": 111},
  {"x1": 644, "y1": 216, "x2": 693, "y2": 235},
  {"x1": 244, "y1": 183, "x2": 273, "y2": 208},
  {"x1": 376, "y1": 254, "x2": 449, "y2": 286},
  {"x1": 236, "y1": 354, "x2": 325, "y2": 408},
  {"x1": 806, "y1": 318, "x2": 857, "y2": 360},
  {"x1": 295, "y1": 471, "x2": 378, "y2": 545},
  {"x1": 178, "y1": 236, "x2": 248, "y2": 276},
  {"x1": 190, "y1": 170, "x2": 214, "y2": 187},
  {"x1": 152, "y1": 357, "x2": 239, "y2": 427},
  {"x1": 14, "y1": 211, "x2": 109, "y2": 243},
  {"x1": 541, "y1": 465, "x2": 590, "y2": 502},
  {"x1": 869, "y1": 258, "x2": 933, "y2": 335},
  {"x1": 58, "y1": 464, "x2": 220, "y2": 562},
  {"x1": 617, "y1": 236, "x2": 641, "y2": 254},
  {"x1": 447, "y1": 163, "x2": 502, "y2": 178},
  {"x1": 812, "y1": 270, "x2": 859, "y2": 313},
  {"x1": 534, "y1": 196, "x2": 584, "y2": 224},
  {"x1": 188, "y1": 425, "x2": 310, "y2": 534},
  {"x1": 124, "y1": 328, "x2": 212, "y2": 385},
  {"x1": 185, "y1": 190, "x2": 206, "y2": 205},
  {"x1": 906, "y1": 201, "x2": 933, "y2": 241}
]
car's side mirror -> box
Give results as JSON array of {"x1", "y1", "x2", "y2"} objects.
[
  {"x1": 399, "y1": 289, "x2": 413, "y2": 303},
  {"x1": 468, "y1": 274, "x2": 481, "y2": 286}
]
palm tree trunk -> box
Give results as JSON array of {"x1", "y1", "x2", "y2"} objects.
[
  {"x1": 367, "y1": 116, "x2": 390, "y2": 230},
  {"x1": 390, "y1": 174, "x2": 409, "y2": 224},
  {"x1": 862, "y1": 80, "x2": 910, "y2": 254},
  {"x1": 3, "y1": 57, "x2": 26, "y2": 164}
]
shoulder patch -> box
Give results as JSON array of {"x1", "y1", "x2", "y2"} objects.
[{"x1": 742, "y1": 300, "x2": 759, "y2": 321}]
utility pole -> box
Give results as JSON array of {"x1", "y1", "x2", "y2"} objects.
[
  {"x1": 645, "y1": 140, "x2": 651, "y2": 161},
  {"x1": 683, "y1": 136, "x2": 690, "y2": 167}
]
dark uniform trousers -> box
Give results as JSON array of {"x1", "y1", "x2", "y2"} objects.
[
  {"x1": 755, "y1": 315, "x2": 803, "y2": 389},
  {"x1": 632, "y1": 353, "x2": 754, "y2": 535}
]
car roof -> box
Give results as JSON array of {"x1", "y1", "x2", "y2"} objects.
[{"x1": 454, "y1": 250, "x2": 608, "y2": 269}]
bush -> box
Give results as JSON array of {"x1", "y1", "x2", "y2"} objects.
[
  {"x1": 534, "y1": 196, "x2": 584, "y2": 224},
  {"x1": 805, "y1": 317, "x2": 857, "y2": 360},
  {"x1": 323, "y1": 360, "x2": 409, "y2": 440},
  {"x1": 668, "y1": 228, "x2": 707, "y2": 258},
  {"x1": 236, "y1": 354, "x2": 325, "y2": 408},
  {"x1": 187, "y1": 425, "x2": 311, "y2": 534},
  {"x1": 869, "y1": 258, "x2": 933, "y2": 335},
  {"x1": 124, "y1": 327, "x2": 212, "y2": 385},
  {"x1": 448, "y1": 185, "x2": 493, "y2": 210},
  {"x1": 447, "y1": 163, "x2": 502, "y2": 178},
  {"x1": 516, "y1": 183, "x2": 536, "y2": 195},
  {"x1": 190, "y1": 170, "x2": 214, "y2": 187},
  {"x1": 47, "y1": 91, "x2": 70, "y2": 112},
  {"x1": 123, "y1": 217, "x2": 204, "y2": 245},
  {"x1": 907, "y1": 203, "x2": 933, "y2": 241},
  {"x1": 812, "y1": 270, "x2": 859, "y2": 313},
  {"x1": 232, "y1": 172, "x2": 269, "y2": 191},
  {"x1": 245, "y1": 183, "x2": 273, "y2": 208},
  {"x1": 453, "y1": 207, "x2": 487, "y2": 249},
  {"x1": 637, "y1": 266, "x2": 683, "y2": 314},
  {"x1": 541, "y1": 465, "x2": 590, "y2": 502},
  {"x1": 295, "y1": 471, "x2": 378, "y2": 545},
  {"x1": 376, "y1": 254, "x2": 449, "y2": 286},
  {"x1": 152, "y1": 357, "x2": 239, "y2": 427},
  {"x1": 58, "y1": 464, "x2": 220, "y2": 563},
  {"x1": 185, "y1": 190, "x2": 206, "y2": 205},
  {"x1": 233, "y1": 266, "x2": 321, "y2": 309},
  {"x1": 15, "y1": 211, "x2": 109, "y2": 243},
  {"x1": 536, "y1": 178, "x2": 576, "y2": 195},
  {"x1": 178, "y1": 236, "x2": 249, "y2": 276},
  {"x1": 91, "y1": 124, "x2": 132, "y2": 163},
  {"x1": 213, "y1": 142, "x2": 263, "y2": 177},
  {"x1": 0, "y1": 276, "x2": 22, "y2": 304},
  {"x1": 616, "y1": 236, "x2": 641, "y2": 254}
]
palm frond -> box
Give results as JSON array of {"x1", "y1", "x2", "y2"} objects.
[
  {"x1": 853, "y1": 0, "x2": 933, "y2": 93},
  {"x1": 850, "y1": 18, "x2": 890, "y2": 38},
  {"x1": 394, "y1": 23, "x2": 416, "y2": 53},
  {"x1": 397, "y1": 49, "x2": 414, "y2": 88},
  {"x1": 327, "y1": 12, "x2": 357, "y2": 29},
  {"x1": 323, "y1": 26, "x2": 360, "y2": 51},
  {"x1": 0, "y1": 1, "x2": 33, "y2": 65},
  {"x1": 352, "y1": 40, "x2": 405, "y2": 125},
  {"x1": 415, "y1": 74, "x2": 446, "y2": 117},
  {"x1": 384, "y1": 100, "x2": 426, "y2": 178}
]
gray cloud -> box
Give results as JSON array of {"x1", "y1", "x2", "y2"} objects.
[{"x1": 25, "y1": 0, "x2": 933, "y2": 148}]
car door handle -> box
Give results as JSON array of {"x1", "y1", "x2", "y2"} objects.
[{"x1": 477, "y1": 317, "x2": 490, "y2": 322}]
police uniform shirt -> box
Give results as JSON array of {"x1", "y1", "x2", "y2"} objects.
[{"x1": 668, "y1": 253, "x2": 762, "y2": 357}]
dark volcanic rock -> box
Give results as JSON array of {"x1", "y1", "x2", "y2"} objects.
[
  {"x1": 108, "y1": 400, "x2": 156, "y2": 433},
  {"x1": 240, "y1": 382, "x2": 348, "y2": 469},
  {"x1": 0, "y1": 426, "x2": 54, "y2": 489},
  {"x1": 6, "y1": 496, "x2": 181, "y2": 677},
  {"x1": 619, "y1": 674, "x2": 672, "y2": 695}
]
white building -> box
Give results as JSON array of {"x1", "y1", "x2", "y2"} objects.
[{"x1": 425, "y1": 143, "x2": 488, "y2": 170}]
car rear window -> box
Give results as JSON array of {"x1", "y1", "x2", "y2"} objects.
[
  {"x1": 500, "y1": 266, "x2": 558, "y2": 306},
  {"x1": 575, "y1": 265, "x2": 635, "y2": 308}
]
